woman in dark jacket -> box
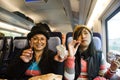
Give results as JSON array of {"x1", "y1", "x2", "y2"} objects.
[{"x1": 7, "y1": 23, "x2": 65, "y2": 80}]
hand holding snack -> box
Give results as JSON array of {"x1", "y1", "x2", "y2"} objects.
[{"x1": 56, "y1": 45, "x2": 68, "y2": 59}]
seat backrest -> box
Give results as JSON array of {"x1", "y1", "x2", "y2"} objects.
[
  {"x1": 93, "y1": 37, "x2": 102, "y2": 50},
  {"x1": 0, "y1": 37, "x2": 4, "y2": 52},
  {"x1": 12, "y1": 33, "x2": 62, "y2": 56},
  {"x1": 66, "y1": 32, "x2": 73, "y2": 50},
  {"x1": 93, "y1": 32, "x2": 101, "y2": 40},
  {"x1": 0, "y1": 36, "x2": 13, "y2": 78},
  {"x1": 66, "y1": 32, "x2": 101, "y2": 40},
  {"x1": 66, "y1": 32, "x2": 102, "y2": 50},
  {"x1": 93, "y1": 32, "x2": 102, "y2": 50},
  {"x1": 2, "y1": 36, "x2": 13, "y2": 61},
  {"x1": 11, "y1": 37, "x2": 28, "y2": 59},
  {"x1": 48, "y1": 32, "x2": 62, "y2": 52},
  {"x1": 0, "y1": 37, "x2": 4, "y2": 63},
  {"x1": 13, "y1": 37, "x2": 28, "y2": 49},
  {"x1": 48, "y1": 37, "x2": 61, "y2": 52},
  {"x1": 50, "y1": 32, "x2": 62, "y2": 42}
]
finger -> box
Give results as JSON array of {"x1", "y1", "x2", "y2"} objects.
[
  {"x1": 74, "y1": 41, "x2": 81, "y2": 48},
  {"x1": 23, "y1": 48, "x2": 33, "y2": 54},
  {"x1": 57, "y1": 50, "x2": 61, "y2": 55},
  {"x1": 22, "y1": 49, "x2": 33, "y2": 57},
  {"x1": 115, "y1": 60, "x2": 120, "y2": 67},
  {"x1": 69, "y1": 40, "x2": 76, "y2": 45}
]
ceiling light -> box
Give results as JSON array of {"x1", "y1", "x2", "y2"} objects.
[
  {"x1": 0, "y1": 21, "x2": 30, "y2": 34},
  {"x1": 87, "y1": 0, "x2": 112, "y2": 28}
]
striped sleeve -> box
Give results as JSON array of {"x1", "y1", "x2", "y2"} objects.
[
  {"x1": 64, "y1": 57, "x2": 75, "y2": 80},
  {"x1": 99, "y1": 54, "x2": 116, "y2": 79}
]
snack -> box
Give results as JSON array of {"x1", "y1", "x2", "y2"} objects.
[{"x1": 56, "y1": 45, "x2": 68, "y2": 59}]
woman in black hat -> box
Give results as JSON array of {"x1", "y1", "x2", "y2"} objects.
[{"x1": 7, "y1": 23, "x2": 65, "y2": 80}]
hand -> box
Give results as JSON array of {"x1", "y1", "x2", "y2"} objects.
[
  {"x1": 56, "y1": 45, "x2": 68, "y2": 59},
  {"x1": 110, "y1": 57, "x2": 120, "y2": 71},
  {"x1": 68, "y1": 40, "x2": 80, "y2": 57},
  {"x1": 54, "y1": 50, "x2": 67, "y2": 62},
  {"x1": 20, "y1": 48, "x2": 33, "y2": 63}
]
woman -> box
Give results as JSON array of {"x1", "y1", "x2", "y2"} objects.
[
  {"x1": 7, "y1": 23, "x2": 65, "y2": 80},
  {"x1": 64, "y1": 25, "x2": 120, "y2": 80}
]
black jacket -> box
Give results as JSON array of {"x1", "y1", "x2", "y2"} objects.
[
  {"x1": 6, "y1": 49, "x2": 64, "y2": 80},
  {"x1": 75, "y1": 51, "x2": 102, "y2": 80}
]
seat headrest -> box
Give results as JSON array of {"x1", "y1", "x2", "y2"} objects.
[
  {"x1": 93, "y1": 32, "x2": 101, "y2": 40},
  {"x1": 66, "y1": 36, "x2": 101, "y2": 50},
  {"x1": 14, "y1": 39, "x2": 28, "y2": 49},
  {"x1": 13, "y1": 37, "x2": 28, "y2": 49},
  {"x1": 93, "y1": 37, "x2": 101, "y2": 50},
  {"x1": 50, "y1": 32, "x2": 62, "y2": 42},
  {"x1": 67, "y1": 37, "x2": 73, "y2": 45},
  {"x1": 48, "y1": 37, "x2": 61, "y2": 52}
]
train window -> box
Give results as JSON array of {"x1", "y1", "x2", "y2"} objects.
[
  {"x1": 0, "y1": 30, "x2": 22, "y2": 37},
  {"x1": 106, "y1": 7, "x2": 120, "y2": 62}
]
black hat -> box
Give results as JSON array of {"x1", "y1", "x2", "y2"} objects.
[
  {"x1": 27, "y1": 24, "x2": 50, "y2": 40},
  {"x1": 36, "y1": 23, "x2": 51, "y2": 32}
]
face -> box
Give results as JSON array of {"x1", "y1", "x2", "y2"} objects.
[
  {"x1": 29, "y1": 34, "x2": 47, "y2": 51},
  {"x1": 77, "y1": 28, "x2": 91, "y2": 49}
]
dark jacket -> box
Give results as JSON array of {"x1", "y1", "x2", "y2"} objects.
[
  {"x1": 75, "y1": 50, "x2": 102, "y2": 80},
  {"x1": 6, "y1": 49, "x2": 64, "y2": 80}
]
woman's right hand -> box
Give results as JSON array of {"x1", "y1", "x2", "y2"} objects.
[
  {"x1": 68, "y1": 40, "x2": 80, "y2": 57},
  {"x1": 20, "y1": 48, "x2": 33, "y2": 63}
]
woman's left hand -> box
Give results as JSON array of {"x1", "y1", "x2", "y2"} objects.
[{"x1": 54, "y1": 50, "x2": 68, "y2": 62}]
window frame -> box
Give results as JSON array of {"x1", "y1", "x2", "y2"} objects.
[
  {"x1": 105, "y1": 6, "x2": 120, "y2": 62},
  {"x1": 105, "y1": 6, "x2": 120, "y2": 53}
]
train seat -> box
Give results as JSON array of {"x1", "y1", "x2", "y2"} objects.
[
  {"x1": 12, "y1": 32, "x2": 62, "y2": 56},
  {"x1": 66, "y1": 32, "x2": 102, "y2": 40},
  {"x1": 1, "y1": 36, "x2": 13, "y2": 63},
  {"x1": 0, "y1": 37, "x2": 4, "y2": 66},
  {"x1": 48, "y1": 32, "x2": 62, "y2": 52},
  {"x1": 93, "y1": 32, "x2": 102, "y2": 40},
  {"x1": 48, "y1": 37, "x2": 61, "y2": 52},
  {"x1": 11, "y1": 37, "x2": 29, "y2": 59},
  {"x1": 93, "y1": 37, "x2": 102, "y2": 50},
  {"x1": 0, "y1": 37, "x2": 4, "y2": 59},
  {"x1": 50, "y1": 32, "x2": 62, "y2": 42},
  {"x1": 0, "y1": 37, "x2": 5, "y2": 78},
  {"x1": 66, "y1": 36, "x2": 102, "y2": 50},
  {"x1": 0, "y1": 36, "x2": 13, "y2": 78},
  {"x1": 66, "y1": 32, "x2": 102, "y2": 50}
]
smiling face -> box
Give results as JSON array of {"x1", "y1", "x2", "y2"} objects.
[{"x1": 29, "y1": 34, "x2": 47, "y2": 51}]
